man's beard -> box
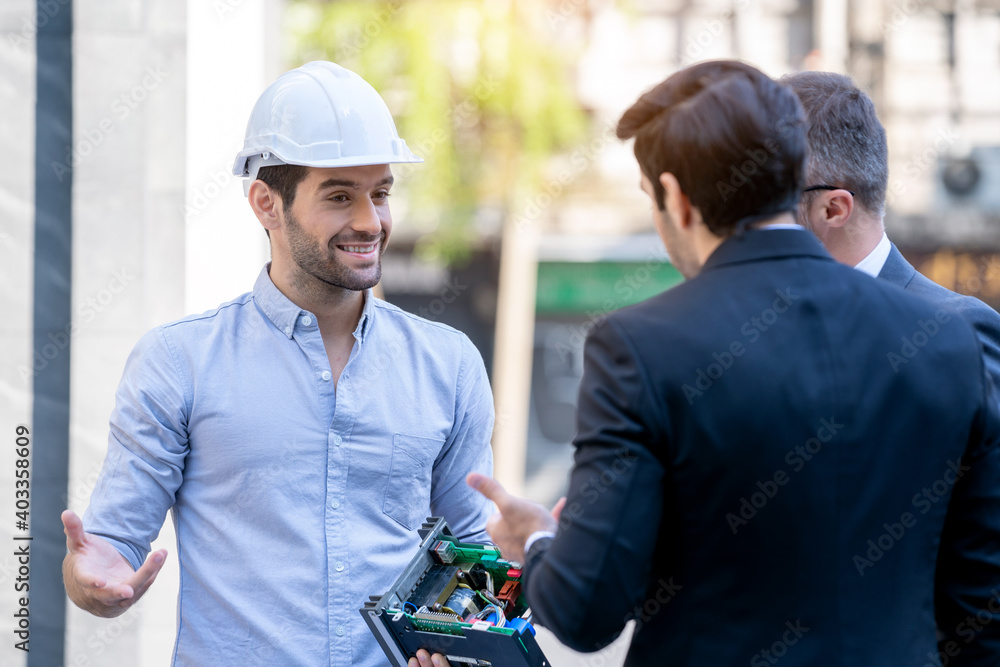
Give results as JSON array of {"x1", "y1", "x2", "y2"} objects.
[{"x1": 284, "y1": 208, "x2": 386, "y2": 292}]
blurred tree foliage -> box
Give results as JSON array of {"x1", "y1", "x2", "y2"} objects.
[{"x1": 287, "y1": 0, "x2": 588, "y2": 265}]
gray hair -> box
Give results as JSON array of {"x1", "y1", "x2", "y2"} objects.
[{"x1": 780, "y1": 71, "x2": 888, "y2": 217}]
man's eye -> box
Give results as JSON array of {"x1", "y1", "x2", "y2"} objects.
[
  {"x1": 373, "y1": 191, "x2": 391, "y2": 201},
  {"x1": 330, "y1": 194, "x2": 349, "y2": 202}
]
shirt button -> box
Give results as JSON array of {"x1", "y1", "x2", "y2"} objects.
[
  {"x1": 331, "y1": 499, "x2": 340, "y2": 509},
  {"x1": 283, "y1": 325, "x2": 291, "y2": 335},
  {"x1": 336, "y1": 563, "x2": 345, "y2": 572},
  {"x1": 321, "y1": 370, "x2": 332, "y2": 381},
  {"x1": 333, "y1": 434, "x2": 343, "y2": 446},
  {"x1": 301, "y1": 315, "x2": 313, "y2": 326},
  {"x1": 336, "y1": 626, "x2": 345, "y2": 636}
]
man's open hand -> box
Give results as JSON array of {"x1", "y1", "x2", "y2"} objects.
[
  {"x1": 466, "y1": 473, "x2": 562, "y2": 563},
  {"x1": 61, "y1": 510, "x2": 167, "y2": 618}
]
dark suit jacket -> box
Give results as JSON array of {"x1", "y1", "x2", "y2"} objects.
[
  {"x1": 878, "y1": 243, "x2": 1000, "y2": 392},
  {"x1": 524, "y1": 229, "x2": 1000, "y2": 666}
]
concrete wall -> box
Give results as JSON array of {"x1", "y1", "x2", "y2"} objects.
[{"x1": 65, "y1": 1, "x2": 186, "y2": 665}]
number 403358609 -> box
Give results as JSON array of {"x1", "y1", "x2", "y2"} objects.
[{"x1": 14, "y1": 425, "x2": 30, "y2": 530}]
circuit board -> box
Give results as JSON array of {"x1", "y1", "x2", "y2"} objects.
[{"x1": 360, "y1": 517, "x2": 551, "y2": 667}]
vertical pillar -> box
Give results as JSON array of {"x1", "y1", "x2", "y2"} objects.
[
  {"x1": 30, "y1": 0, "x2": 73, "y2": 664},
  {"x1": 491, "y1": 220, "x2": 539, "y2": 497}
]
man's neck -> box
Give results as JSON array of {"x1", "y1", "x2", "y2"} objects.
[
  {"x1": 268, "y1": 262, "x2": 366, "y2": 340},
  {"x1": 823, "y1": 214, "x2": 885, "y2": 267}
]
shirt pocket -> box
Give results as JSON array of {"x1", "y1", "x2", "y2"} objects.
[{"x1": 382, "y1": 434, "x2": 443, "y2": 530}]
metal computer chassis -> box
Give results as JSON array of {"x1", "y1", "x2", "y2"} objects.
[{"x1": 361, "y1": 517, "x2": 550, "y2": 667}]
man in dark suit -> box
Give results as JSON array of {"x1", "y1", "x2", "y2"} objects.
[
  {"x1": 468, "y1": 60, "x2": 1000, "y2": 666},
  {"x1": 782, "y1": 70, "x2": 1000, "y2": 389}
]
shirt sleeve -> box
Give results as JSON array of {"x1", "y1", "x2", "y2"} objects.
[
  {"x1": 429, "y1": 334, "x2": 495, "y2": 543},
  {"x1": 83, "y1": 326, "x2": 191, "y2": 571},
  {"x1": 522, "y1": 318, "x2": 666, "y2": 652},
  {"x1": 935, "y1": 350, "x2": 1000, "y2": 664}
]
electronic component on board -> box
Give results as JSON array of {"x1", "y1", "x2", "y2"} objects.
[
  {"x1": 361, "y1": 517, "x2": 550, "y2": 667},
  {"x1": 496, "y1": 580, "x2": 521, "y2": 609},
  {"x1": 431, "y1": 539, "x2": 456, "y2": 564}
]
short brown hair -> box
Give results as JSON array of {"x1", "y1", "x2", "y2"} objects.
[
  {"x1": 256, "y1": 163, "x2": 309, "y2": 209},
  {"x1": 781, "y1": 71, "x2": 888, "y2": 216},
  {"x1": 617, "y1": 60, "x2": 807, "y2": 237}
]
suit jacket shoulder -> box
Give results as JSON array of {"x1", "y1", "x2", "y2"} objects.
[{"x1": 879, "y1": 243, "x2": 1000, "y2": 390}]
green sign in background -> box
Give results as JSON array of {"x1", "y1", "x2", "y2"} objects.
[{"x1": 535, "y1": 261, "x2": 684, "y2": 314}]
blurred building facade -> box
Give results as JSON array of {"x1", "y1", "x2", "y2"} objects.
[{"x1": 545, "y1": 0, "x2": 1000, "y2": 293}]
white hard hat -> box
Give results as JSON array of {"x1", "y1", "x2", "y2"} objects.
[{"x1": 233, "y1": 61, "x2": 422, "y2": 195}]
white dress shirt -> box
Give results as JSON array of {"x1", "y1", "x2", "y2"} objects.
[{"x1": 853, "y1": 232, "x2": 892, "y2": 277}]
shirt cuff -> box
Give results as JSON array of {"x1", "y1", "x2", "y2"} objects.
[{"x1": 523, "y1": 530, "x2": 556, "y2": 558}]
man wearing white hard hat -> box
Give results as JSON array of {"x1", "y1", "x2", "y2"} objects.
[{"x1": 61, "y1": 61, "x2": 493, "y2": 667}]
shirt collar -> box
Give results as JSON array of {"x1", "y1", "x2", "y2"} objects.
[
  {"x1": 702, "y1": 227, "x2": 833, "y2": 273},
  {"x1": 853, "y1": 232, "x2": 891, "y2": 278},
  {"x1": 251, "y1": 263, "x2": 375, "y2": 343},
  {"x1": 757, "y1": 222, "x2": 806, "y2": 231}
]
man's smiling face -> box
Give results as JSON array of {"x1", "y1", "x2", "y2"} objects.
[{"x1": 279, "y1": 164, "x2": 394, "y2": 292}]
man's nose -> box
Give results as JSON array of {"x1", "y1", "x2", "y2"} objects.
[{"x1": 353, "y1": 197, "x2": 382, "y2": 235}]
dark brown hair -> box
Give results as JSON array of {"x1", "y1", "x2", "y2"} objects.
[
  {"x1": 781, "y1": 71, "x2": 888, "y2": 216},
  {"x1": 617, "y1": 60, "x2": 807, "y2": 236},
  {"x1": 257, "y1": 163, "x2": 309, "y2": 209}
]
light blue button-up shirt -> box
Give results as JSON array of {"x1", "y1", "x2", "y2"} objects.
[{"x1": 84, "y1": 265, "x2": 495, "y2": 666}]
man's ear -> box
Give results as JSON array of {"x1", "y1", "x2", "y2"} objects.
[
  {"x1": 817, "y1": 189, "x2": 854, "y2": 229},
  {"x1": 659, "y1": 172, "x2": 695, "y2": 229},
  {"x1": 248, "y1": 180, "x2": 282, "y2": 235}
]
